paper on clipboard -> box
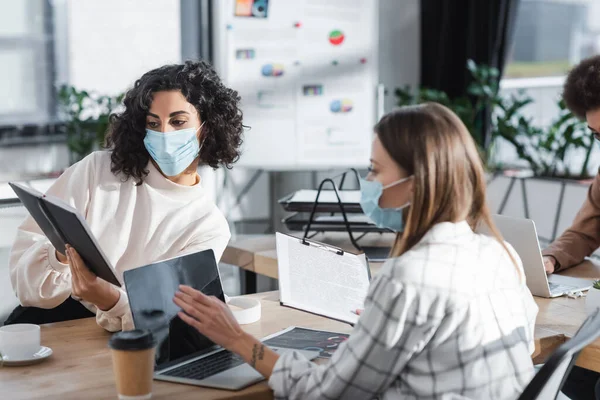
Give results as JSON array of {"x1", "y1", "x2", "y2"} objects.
[{"x1": 276, "y1": 232, "x2": 370, "y2": 324}]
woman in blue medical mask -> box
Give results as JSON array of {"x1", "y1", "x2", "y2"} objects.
[
  {"x1": 6, "y1": 61, "x2": 243, "y2": 331},
  {"x1": 172, "y1": 103, "x2": 538, "y2": 399}
]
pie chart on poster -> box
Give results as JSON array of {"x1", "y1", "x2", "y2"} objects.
[{"x1": 328, "y1": 30, "x2": 345, "y2": 46}]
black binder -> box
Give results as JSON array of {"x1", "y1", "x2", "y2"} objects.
[{"x1": 9, "y1": 182, "x2": 121, "y2": 287}]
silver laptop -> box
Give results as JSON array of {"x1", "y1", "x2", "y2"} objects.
[
  {"x1": 124, "y1": 250, "x2": 318, "y2": 390},
  {"x1": 479, "y1": 215, "x2": 592, "y2": 298}
]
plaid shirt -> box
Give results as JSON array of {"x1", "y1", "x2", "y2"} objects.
[{"x1": 269, "y1": 221, "x2": 538, "y2": 399}]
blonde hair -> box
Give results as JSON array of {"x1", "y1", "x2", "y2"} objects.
[{"x1": 376, "y1": 103, "x2": 519, "y2": 276}]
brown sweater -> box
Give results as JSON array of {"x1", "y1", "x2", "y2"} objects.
[{"x1": 543, "y1": 173, "x2": 600, "y2": 271}]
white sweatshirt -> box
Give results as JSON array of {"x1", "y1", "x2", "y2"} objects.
[{"x1": 9, "y1": 151, "x2": 231, "y2": 332}]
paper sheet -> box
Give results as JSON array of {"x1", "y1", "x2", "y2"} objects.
[
  {"x1": 276, "y1": 232, "x2": 370, "y2": 324},
  {"x1": 315, "y1": 215, "x2": 372, "y2": 224},
  {"x1": 286, "y1": 189, "x2": 361, "y2": 204}
]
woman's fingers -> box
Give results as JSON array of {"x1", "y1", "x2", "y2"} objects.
[
  {"x1": 66, "y1": 247, "x2": 80, "y2": 279},
  {"x1": 174, "y1": 291, "x2": 211, "y2": 314},
  {"x1": 178, "y1": 311, "x2": 204, "y2": 332},
  {"x1": 67, "y1": 248, "x2": 83, "y2": 297},
  {"x1": 173, "y1": 295, "x2": 208, "y2": 323},
  {"x1": 179, "y1": 285, "x2": 212, "y2": 306},
  {"x1": 68, "y1": 246, "x2": 95, "y2": 280}
]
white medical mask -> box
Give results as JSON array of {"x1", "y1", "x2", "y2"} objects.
[
  {"x1": 359, "y1": 176, "x2": 413, "y2": 232},
  {"x1": 143, "y1": 122, "x2": 205, "y2": 176}
]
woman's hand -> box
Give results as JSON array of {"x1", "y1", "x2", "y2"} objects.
[
  {"x1": 173, "y1": 285, "x2": 280, "y2": 379},
  {"x1": 173, "y1": 285, "x2": 245, "y2": 350},
  {"x1": 56, "y1": 250, "x2": 68, "y2": 264},
  {"x1": 66, "y1": 245, "x2": 120, "y2": 311}
]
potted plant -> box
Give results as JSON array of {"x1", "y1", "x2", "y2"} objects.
[
  {"x1": 586, "y1": 280, "x2": 600, "y2": 315},
  {"x1": 396, "y1": 60, "x2": 594, "y2": 180},
  {"x1": 57, "y1": 85, "x2": 124, "y2": 165},
  {"x1": 396, "y1": 60, "x2": 499, "y2": 168}
]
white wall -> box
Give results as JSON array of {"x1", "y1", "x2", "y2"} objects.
[
  {"x1": 0, "y1": 0, "x2": 183, "y2": 179},
  {"x1": 65, "y1": 0, "x2": 181, "y2": 95}
]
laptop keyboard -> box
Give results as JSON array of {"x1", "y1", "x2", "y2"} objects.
[
  {"x1": 162, "y1": 351, "x2": 244, "y2": 381},
  {"x1": 549, "y1": 282, "x2": 576, "y2": 295}
]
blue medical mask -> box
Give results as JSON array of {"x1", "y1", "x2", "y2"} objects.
[
  {"x1": 359, "y1": 176, "x2": 413, "y2": 232},
  {"x1": 144, "y1": 122, "x2": 205, "y2": 177}
]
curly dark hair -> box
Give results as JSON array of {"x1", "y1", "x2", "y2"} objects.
[
  {"x1": 105, "y1": 60, "x2": 244, "y2": 184},
  {"x1": 563, "y1": 55, "x2": 600, "y2": 119}
]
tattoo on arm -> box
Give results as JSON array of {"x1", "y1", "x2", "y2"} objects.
[{"x1": 250, "y1": 344, "x2": 265, "y2": 368}]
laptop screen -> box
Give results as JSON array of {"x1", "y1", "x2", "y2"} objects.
[{"x1": 123, "y1": 249, "x2": 225, "y2": 369}]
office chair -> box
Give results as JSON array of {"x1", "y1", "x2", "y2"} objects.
[{"x1": 518, "y1": 309, "x2": 600, "y2": 400}]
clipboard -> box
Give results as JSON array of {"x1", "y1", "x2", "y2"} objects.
[
  {"x1": 275, "y1": 232, "x2": 371, "y2": 325},
  {"x1": 9, "y1": 182, "x2": 121, "y2": 287}
]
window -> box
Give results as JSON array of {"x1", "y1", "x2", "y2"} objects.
[
  {"x1": 0, "y1": 0, "x2": 54, "y2": 126},
  {"x1": 504, "y1": 0, "x2": 600, "y2": 79}
]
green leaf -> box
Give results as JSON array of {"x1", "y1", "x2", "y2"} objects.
[{"x1": 467, "y1": 59, "x2": 478, "y2": 74}]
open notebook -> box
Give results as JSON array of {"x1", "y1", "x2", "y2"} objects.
[{"x1": 276, "y1": 232, "x2": 371, "y2": 325}]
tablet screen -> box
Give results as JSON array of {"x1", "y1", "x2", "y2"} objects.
[{"x1": 124, "y1": 250, "x2": 224, "y2": 368}]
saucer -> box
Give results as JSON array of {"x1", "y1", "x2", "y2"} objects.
[{"x1": 1, "y1": 346, "x2": 53, "y2": 366}]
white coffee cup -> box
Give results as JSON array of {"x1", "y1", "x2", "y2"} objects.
[{"x1": 0, "y1": 324, "x2": 41, "y2": 360}]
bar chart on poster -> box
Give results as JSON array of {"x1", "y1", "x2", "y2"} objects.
[{"x1": 212, "y1": 0, "x2": 379, "y2": 170}]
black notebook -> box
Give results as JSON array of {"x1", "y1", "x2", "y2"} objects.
[{"x1": 9, "y1": 182, "x2": 120, "y2": 287}]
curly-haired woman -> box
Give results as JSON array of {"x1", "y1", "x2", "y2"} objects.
[{"x1": 5, "y1": 60, "x2": 243, "y2": 331}]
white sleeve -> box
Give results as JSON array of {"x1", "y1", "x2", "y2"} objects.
[
  {"x1": 9, "y1": 153, "x2": 97, "y2": 309},
  {"x1": 180, "y1": 208, "x2": 231, "y2": 262},
  {"x1": 95, "y1": 289, "x2": 134, "y2": 332}
]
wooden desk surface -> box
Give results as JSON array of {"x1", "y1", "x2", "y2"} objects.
[
  {"x1": 531, "y1": 259, "x2": 600, "y2": 371},
  {"x1": 5, "y1": 238, "x2": 600, "y2": 399},
  {"x1": 0, "y1": 292, "x2": 351, "y2": 400},
  {"x1": 4, "y1": 281, "x2": 600, "y2": 399}
]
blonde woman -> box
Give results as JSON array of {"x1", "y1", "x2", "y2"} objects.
[{"x1": 173, "y1": 103, "x2": 538, "y2": 399}]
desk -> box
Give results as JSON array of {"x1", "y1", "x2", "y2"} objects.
[
  {"x1": 1, "y1": 291, "x2": 351, "y2": 400},
  {"x1": 533, "y1": 260, "x2": 600, "y2": 370},
  {"x1": 3, "y1": 285, "x2": 600, "y2": 399},
  {"x1": 223, "y1": 235, "x2": 600, "y2": 371}
]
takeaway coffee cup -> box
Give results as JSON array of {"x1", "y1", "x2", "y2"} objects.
[{"x1": 108, "y1": 329, "x2": 156, "y2": 400}]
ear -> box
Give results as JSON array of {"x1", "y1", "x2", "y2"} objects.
[{"x1": 407, "y1": 176, "x2": 415, "y2": 194}]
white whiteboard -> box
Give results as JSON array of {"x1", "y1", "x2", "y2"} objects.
[{"x1": 212, "y1": 0, "x2": 379, "y2": 170}]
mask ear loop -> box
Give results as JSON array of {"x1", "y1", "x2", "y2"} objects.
[
  {"x1": 383, "y1": 175, "x2": 414, "y2": 210},
  {"x1": 383, "y1": 175, "x2": 414, "y2": 190},
  {"x1": 197, "y1": 121, "x2": 207, "y2": 157}
]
